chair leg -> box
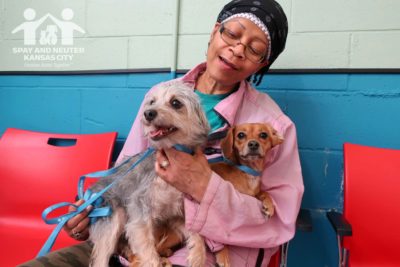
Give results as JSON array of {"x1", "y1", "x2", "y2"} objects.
[
  {"x1": 279, "y1": 242, "x2": 289, "y2": 267},
  {"x1": 337, "y1": 235, "x2": 349, "y2": 267}
]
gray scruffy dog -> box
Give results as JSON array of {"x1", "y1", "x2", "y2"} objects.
[{"x1": 89, "y1": 81, "x2": 210, "y2": 267}]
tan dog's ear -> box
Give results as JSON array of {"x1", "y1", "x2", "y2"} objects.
[
  {"x1": 220, "y1": 127, "x2": 237, "y2": 163},
  {"x1": 266, "y1": 125, "x2": 284, "y2": 147}
]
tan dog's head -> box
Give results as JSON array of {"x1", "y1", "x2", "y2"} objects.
[{"x1": 220, "y1": 123, "x2": 283, "y2": 170}]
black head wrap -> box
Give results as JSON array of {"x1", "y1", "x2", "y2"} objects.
[{"x1": 216, "y1": 0, "x2": 288, "y2": 84}]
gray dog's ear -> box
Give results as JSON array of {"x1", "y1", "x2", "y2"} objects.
[
  {"x1": 220, "y1": 127, "x2": 238, "y2": 163},
  {"x1": 193, "y1": 99, "x2": 211, "y2": 139}
]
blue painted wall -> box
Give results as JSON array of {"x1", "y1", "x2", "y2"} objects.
[{"x1": 1, "y1": 72, "x2": 400, "y2": 266}]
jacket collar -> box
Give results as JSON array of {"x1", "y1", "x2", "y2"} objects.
[{"x1": 181, "y1": 62, "x2": 248, "y2": 127}]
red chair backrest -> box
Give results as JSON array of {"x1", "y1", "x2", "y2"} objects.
[
  {"x1": 0, "y1": 128, "x2": 117, "y2": 219},
  {"x1": 0, "y1": 128, "x2": 117, "y2": 266},
  {"x1": 343, "y1": 143, "x2": 400, "y2": 267}
]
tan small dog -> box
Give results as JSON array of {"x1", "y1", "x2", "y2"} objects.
[{"x1": 211, "y1": 123, "x2": 283, "y2": 267}]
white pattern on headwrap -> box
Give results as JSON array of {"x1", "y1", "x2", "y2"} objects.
[{"x1": 221, "y1": 12, "x2": 271, "y2": 61}]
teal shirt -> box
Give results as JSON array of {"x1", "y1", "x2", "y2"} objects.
[{"x1": 195, "y1": 90, "x2": 230, "y2": 132}]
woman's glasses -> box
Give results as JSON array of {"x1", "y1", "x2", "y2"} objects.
[{"x1": 219, "y1": 24, "x2": 268, "y2": 64}]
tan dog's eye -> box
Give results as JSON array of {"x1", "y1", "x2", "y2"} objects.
[
  {"x1": 170, "y1": 99, "x2": 183, "y2": 109},
  {"x1": 259, "y1": 132, "x2": 268, "y2": 139},
  {"x1": 237, "y1": 132, "x2": 246, "y2": 139},
  {"x1": 149, "y1": 99, "x2": 155, "y2": 105}
]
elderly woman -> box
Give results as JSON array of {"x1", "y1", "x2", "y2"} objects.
[{"x1": 21, "y1": 0, "x2": 303, "y2": 266}]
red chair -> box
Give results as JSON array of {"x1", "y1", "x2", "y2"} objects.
[
  {"x1": 268, "y1": 252, "x2": 280, "y2": 267},
  {"x1": 0, "y1": 128, "x2": 117, "y2": 266},
  {"x1": 328, "y1": 143, "x2": 400, "y2": 267}
]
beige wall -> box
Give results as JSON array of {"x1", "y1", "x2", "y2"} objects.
[{"x1": 1, "y1": 0, "x2": 399, "y2": 71}]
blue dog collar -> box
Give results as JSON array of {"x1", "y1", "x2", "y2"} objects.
[{"x1": 208, "y1": 156, "x2": 261, "y2": 176}]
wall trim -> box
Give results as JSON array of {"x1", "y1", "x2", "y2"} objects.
[{"x1": 0, "y1": 68, "x2": 400, "y2": 75}]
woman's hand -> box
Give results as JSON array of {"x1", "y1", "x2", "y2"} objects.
[
  {"x1": 63, "y1": 199, "x2": 92, "y2": 241},
  {"x1": 155, "y1": 147, "x2": 212, "y2": 202}
]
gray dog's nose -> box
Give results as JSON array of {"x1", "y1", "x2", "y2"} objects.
[
  {"x1": 144, "y1": 109, "x2": 157, "y2": 121},
  {"x1": 248, "y1": 140, "x2": 259, "y2": 150}
]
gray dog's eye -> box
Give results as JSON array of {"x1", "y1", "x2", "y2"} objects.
[
  {"x1": 170, "y1": 99, "x2": 183, "y2": 109},
  {"x1": 237, "y1": 132, "x2": 246, "y2": 139},
  {"x1": 259, "y1": 132, "x2": 268, "y2": 139}
]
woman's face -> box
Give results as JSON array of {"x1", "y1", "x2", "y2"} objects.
[{"x1": 205, "y1": 18, "x2": 270, "y2": 88}]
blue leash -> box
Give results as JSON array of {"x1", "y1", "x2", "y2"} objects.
[
  {"x1": 208, "y1": 156, "x2": 261, "y2": 176},
  {"x1": 37, "y1": 144, "x2": 257, "y2": 257},
  {"x1": 38, "y1": 144, "x2": 194, "y2": 257},
  {"x1": 37, "y1": 147, "x2": 156, "y2": 257},
  {"x1": 174, "y1": 144, "x2": 260, "y2": 177}
]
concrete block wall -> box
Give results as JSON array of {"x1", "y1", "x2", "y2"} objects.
[
  {"x1": 286, "y1": 0, "x2": 400, "y2": 69},
  {"x1": 1, "y1": 72, "x2": 400, "y2": 266},
  {"x1": 1, "y1": 0, "x2": 400, "y2": 71}
]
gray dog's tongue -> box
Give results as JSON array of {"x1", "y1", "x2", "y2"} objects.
[
  {"x1": 150, "y1": 129, "x2": 164, "y2": 138},
  {"x1": 149, "y1": 127, "x2": 176, "y2": 139}
]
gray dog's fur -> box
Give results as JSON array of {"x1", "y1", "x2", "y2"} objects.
[{"x1": 89, "y1": 81, "x2": 210, "y2": 267}]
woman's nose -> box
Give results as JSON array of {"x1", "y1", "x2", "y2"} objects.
[{"x1": 230, "y1": 42, "x2": 246, "y2": 59}]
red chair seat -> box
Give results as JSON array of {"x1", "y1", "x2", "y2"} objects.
[{"x1": 0, "y1": 217, "x2": 80, "y2": 263}]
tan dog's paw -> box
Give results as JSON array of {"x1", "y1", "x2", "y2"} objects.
[
  {"x1": 257, "y1": 191, "x2": 275, "y2": 218},
  {"x1": 262, "y1": 198, "x2": 275, "y2": 218},
  {"x1": 128, "y1": 255, "x2": 140, "y2": 267},
  {"x1": 215, "y1": 247, "x2": 230, "y2": 267}
]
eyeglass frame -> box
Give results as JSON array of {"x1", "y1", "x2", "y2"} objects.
[{"x1": 218, "y1": 23, "x2": 268, "y2": 64}]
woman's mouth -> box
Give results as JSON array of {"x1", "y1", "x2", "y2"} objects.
[{"x1": 219, "y1": 56, "x2": 238, "y2": 70}]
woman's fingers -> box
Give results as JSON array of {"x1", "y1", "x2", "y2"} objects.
[
  {"x1": 71, "y1": 226, "x2": 90, "y2": 241},
  {"x1": 63, "y1": 199, "x2": 93, "y2": 240},
  {"x1": 155, "y1": 147, "x2": 212, "y2": 202},
  {"x1": 155, "y1": 149, "x2": 169, "y2": 169},
  {"x1": 65, "y1": 202, "x2": 92, "y2": 228}
]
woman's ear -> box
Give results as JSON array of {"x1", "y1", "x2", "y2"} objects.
[
  {"x1": 256, "y1": 60, "x2": 269, "y2": 72},
  {"x1": 209, "y1": 22, "x2": 221, "y2": 43}
]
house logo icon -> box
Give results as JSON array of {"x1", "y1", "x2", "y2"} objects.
[{"x1": 12, "y1": 8, "x2": 85, "y2": 46}]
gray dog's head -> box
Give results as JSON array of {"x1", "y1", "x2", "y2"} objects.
[{"x1": 141, "y1": 81, "x2": 210, "y2": 149}]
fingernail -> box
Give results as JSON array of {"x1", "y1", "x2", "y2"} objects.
[{"x1": 86, "y1": 205, "x2": 93, "y2": 212}]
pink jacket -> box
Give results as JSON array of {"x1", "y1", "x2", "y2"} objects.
[{"x1": 116, "y1": 63, "x2": 304, "y2": 267}]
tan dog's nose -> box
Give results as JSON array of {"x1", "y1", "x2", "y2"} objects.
[{"x1": 248, "y1": 140, "x2": 260, "y2": 151}]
